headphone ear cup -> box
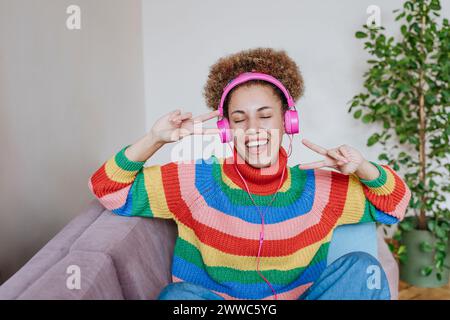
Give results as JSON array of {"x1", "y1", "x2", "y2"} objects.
[
  {"x1": 284, "y1": 110, "x2": 299, "y2": 134},
  {"x1": 217, "y1": 117, "x2": 232, "y2": 143}
]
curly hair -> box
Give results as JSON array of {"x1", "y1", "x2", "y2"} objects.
[{"x1": 203, "y1": 47, "x2": 304, "y2": 117}]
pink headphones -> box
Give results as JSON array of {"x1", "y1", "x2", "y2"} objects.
[{"x1": 216, "y1": 71, "x2": 299, "y2": 143}]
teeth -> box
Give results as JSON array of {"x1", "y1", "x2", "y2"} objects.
[{"x1": 247, "y1": 140, "x2": 268, "y2": 148}]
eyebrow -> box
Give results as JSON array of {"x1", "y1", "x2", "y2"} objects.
[{"x1": 230, "y1": 106, "x2": 273, "y2": 115}]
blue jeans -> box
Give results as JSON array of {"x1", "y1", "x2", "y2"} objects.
[{"x1": 157, "y1": 252, "x2": 390, "y2": 300}]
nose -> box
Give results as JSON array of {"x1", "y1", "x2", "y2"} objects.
[
  {"x1": 247, "y1": 116, "x2": 263, "y2": 133},
  {"x1": 245, "y1": 121, "x2": 269, "y2": 144}
]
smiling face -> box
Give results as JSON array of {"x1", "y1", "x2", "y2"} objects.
[{"x1": 227, "y1": 84, "x2": 285, "y2": 168}]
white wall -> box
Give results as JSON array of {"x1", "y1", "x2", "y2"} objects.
[{"x1": 0, "y1": 0, "x2": 146, "y2": 283}]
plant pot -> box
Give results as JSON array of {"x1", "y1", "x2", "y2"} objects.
[{"x1": 399, "y1": 229, "x2": 450, "y2": 288}]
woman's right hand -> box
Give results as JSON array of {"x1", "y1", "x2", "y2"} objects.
[{"x1": 151, "y1": 109, "x2": 220, "y2": 144}]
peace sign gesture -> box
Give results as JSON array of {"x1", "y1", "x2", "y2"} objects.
[
  {"x1": 151, "y1": 109, "x2": 220, "y2": 144},
  {"x1": 298, "y1": 139, "x2": 364, "y2": 175}
]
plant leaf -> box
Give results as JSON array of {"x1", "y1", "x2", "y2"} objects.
[{"x1": 356, "y1": 31, "x2": 368, "y2": 39}]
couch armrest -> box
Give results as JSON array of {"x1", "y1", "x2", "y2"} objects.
[
  {"x1": 0, "y1": 199, "x2": 178, "y2": 300},
  {"x1": 377, "y1": 227, "x2": 399, "y2": 300},
  {"x1": 0, "y1": 199, "x2": 105, "y2": 299},
  {"x1": 18, "y1": 250, "x2": 124, "y2": 299},
  {"x1": 70, "y1": 207, "x2": 178, "y2": 299}
]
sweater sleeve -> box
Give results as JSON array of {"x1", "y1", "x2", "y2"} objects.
[
  {"x1": 333, "y1": 161, "x2": 411, "y2": 226},
  {"x1": 88, "y1": 145, "x2": 175, "y2": 219}
]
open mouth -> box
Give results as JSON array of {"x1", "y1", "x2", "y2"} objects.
[{"x1": 245, "y1": 138, "x2": 270, "y2": 155}]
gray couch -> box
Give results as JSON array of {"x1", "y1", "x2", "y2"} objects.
[{"x1": 0, "y1": 199, "x2": 399, "y2": 299}]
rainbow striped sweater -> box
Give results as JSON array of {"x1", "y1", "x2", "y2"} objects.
[{"x1": 88, "y1": 145, "x2": 411, "y2": 300}]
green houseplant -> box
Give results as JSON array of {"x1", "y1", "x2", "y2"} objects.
[{"x1": 348, "y1": 0, "x2": 450, "y2": 287}]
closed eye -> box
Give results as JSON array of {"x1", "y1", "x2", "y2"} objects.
[{"x1": 233, "y1": 116, "x2": 270, "y2": 122}]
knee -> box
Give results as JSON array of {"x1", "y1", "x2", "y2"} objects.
[
  {"x1": 334, "y1": 251, "x2": 388, "y2": 280},
  {"x1": 330, "y1": 252, "x2": 390, "y2": 300},
  {"x1": 338, "y1": 251, "x2": 381, "y2": 267}
]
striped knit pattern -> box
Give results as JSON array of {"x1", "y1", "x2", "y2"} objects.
[{"x1": 89, "y1": 145, "x2": 411, "y2": 300}]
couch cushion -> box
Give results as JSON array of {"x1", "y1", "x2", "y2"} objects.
[{"x1": 327, "y1": 223, "x2": 378, "y2": 265}]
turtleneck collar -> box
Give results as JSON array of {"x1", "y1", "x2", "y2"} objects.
[{"x1": 222, "y1": 147, "x2": 288, "y2": 195}]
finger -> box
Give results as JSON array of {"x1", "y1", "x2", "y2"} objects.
[
  {"x1": 170, "y1": 118, "x2": 182, "y2": 124},
  {"x1": 302, "y1": 139, "x2": 328, "y2": 156},
  {"x1": 168, "y1": 109, "x2": 181, "y2": 121},
  {"x1": 337, "y1": 148, "x2": 351, "y2": 162},
  {"x1": 193, "y1": 110, "x2": 220, "y2": 123},
  {"x1": 327, "y1": 149, "x2": 349, "y2": 163},
  {"x1": 172, "y1": 112, "x2": 192, "y2": 122},
  {"x1": 192, "y1": 127, "x2": 221, "y2": 135},
  {"x1": 298, "y1": 160, "x2": 327, "y2": 170},
  {"x1": 339, "y1": 145, "x2": 352, "y2": 158}
]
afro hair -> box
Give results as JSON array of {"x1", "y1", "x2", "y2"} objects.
[{"x1": 203, "y1": 47, "x2": 304, "y2": 117}]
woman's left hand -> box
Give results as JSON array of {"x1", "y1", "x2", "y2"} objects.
[{"x1": 298, "y1": 139, "x2": 364, "y2": 175}]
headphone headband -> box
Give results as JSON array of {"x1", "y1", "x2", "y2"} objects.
[{"x1": 217, "y1": 72, "x2": 295, "y2": 117}]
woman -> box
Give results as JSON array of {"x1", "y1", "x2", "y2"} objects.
[{"x1": 89, "y1": 48, "x2": 411, "y2": 300}]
